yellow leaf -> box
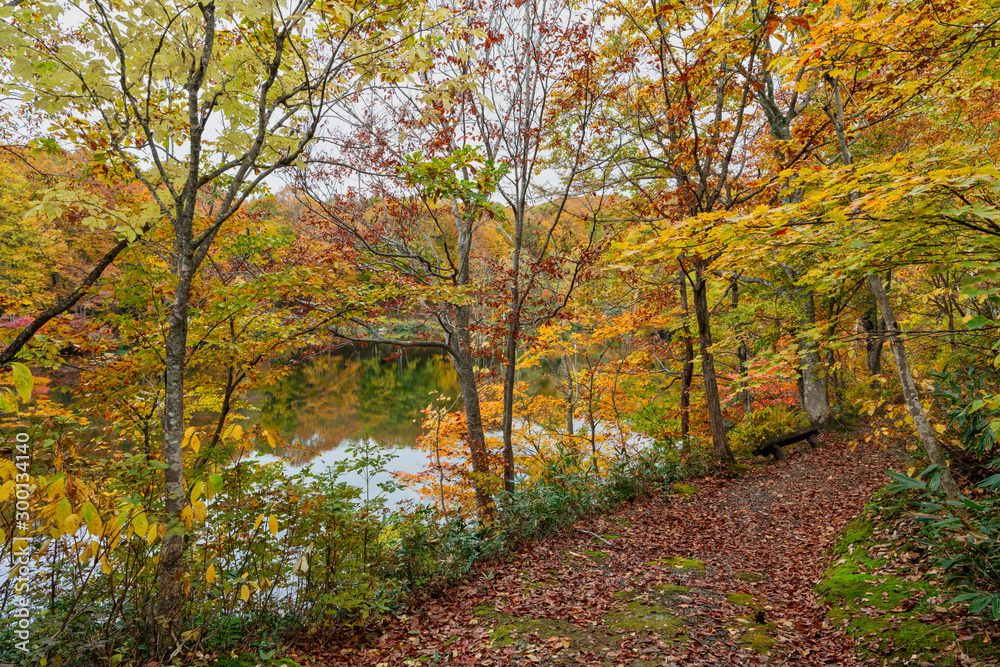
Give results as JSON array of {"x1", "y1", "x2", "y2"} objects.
[
  {"x1": 62, "y1": 513, "x2": 80, "y2": 534},
  {"x1": 193, "y1": 500, "x2": 207, "y2": 523},
  {"x1": 265, "y1": 430, "x2": 277, "y2": 447},
  {"x1": 240, "y1": 584, "x2": 250, "y2": 602},
  {"x1": 146, "y1": 522, "x2": 158, "y2": 544},
  {"x1": 206, "y1": 563, "x2": 216, "y2": 583},
  {"x1": 254, "y1": 514, "x2": 264, "y2": 531},
  {"x1": 268, "y1": 514, "x2": 279, "y2": 536},
  {"x1": 934, "y1": 423, "x2": 947, "y2": 434},
  {"x1": 55, "y1": 496, "x2": 72, "y2": 527},
  {"x1": 906, "y1": 466, "x2": 916, "y2": 477},
  {"x1": 101, "y1": 557, "x2": 112, "y2": 574},
  {"x1": 132, "y1": 512, "x2": 148, "y2": 539},
  {"x1": 48, "y1": 476, "x2": 65, "y2": 500},
  {"x1": 223, "y1": 424, "x2": 245, "y2": 441},
  {"x1": 191, "y1": 480, "x2": 204, "y2": 502},
  {"x1": 183, "y1": 427, "x2": 200, "y2": 453},
  {"x1": 0, "y1": 480, "x2": 14, "y2": 502},
  {"x1": 181, "y1": 505, "x2": 193, "y2": 529}
]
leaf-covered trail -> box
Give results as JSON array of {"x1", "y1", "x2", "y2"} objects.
[{"x1": 298, "y1": 436, "x2": 903, "y2": 666}]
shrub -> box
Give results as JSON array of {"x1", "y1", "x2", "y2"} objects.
[
  {"x1": 728, "y1": 405, "x2": 809, "y2": 456},
  {"x1": 886, "y1": 465, "x2": 1000, "y2": 621},
  {"x1": 932, "y1": 368, "x2": 1000, "y2": 477}
]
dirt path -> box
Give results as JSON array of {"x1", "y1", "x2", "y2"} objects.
[{"x1": 299, "y1": 435, "x2": 903, "y2": 666}]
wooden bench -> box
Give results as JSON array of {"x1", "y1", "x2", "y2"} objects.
[{"x1": 752, "y1": 426, "x2": 821, "y2": 460}]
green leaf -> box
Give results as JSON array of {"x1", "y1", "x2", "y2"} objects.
[
  {"x1": 969, "y1": 596, "x2": 991, "y2": 614},
  {"x1": 965, "y1": 315, "x2": 988, "y2": 329},
  {"x1": 976, "y1": 474, "x2": 1000, "y2": 490},
  {"x1": 885, "y1": 470, "x2": 927, "y2": 490},
  {"x1": 10, "y1": 362, "x2": 32, "y2": 401}
]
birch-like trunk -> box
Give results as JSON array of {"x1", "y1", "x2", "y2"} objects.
[{"x1": 826, "y1": 74, "x2": 962, "y2": 503}]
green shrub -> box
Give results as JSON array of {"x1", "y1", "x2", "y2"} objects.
[
  {"x1": 728, "y1": 405, "x2": 809, "y2": 456},
  {"x1": 886, "y1": 466, "x2": 1000, "y2": 621},
  {"x1": 932, "y1": 367, "x2": 1000, "y2": 470}
]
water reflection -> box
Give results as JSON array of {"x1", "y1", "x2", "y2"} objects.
[{"x1": 248, "y1": 344, "x2": 460, "y2": 464}]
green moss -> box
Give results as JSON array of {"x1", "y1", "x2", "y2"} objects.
[
  {"x1": 474, "y1": 602, "x2": 503, "y2": 618},
  {"x1": 671, "y1": 483, "x2": 698, "y2": 497},
  {"x1": 734, "y1": 571, "x2": 764, "y2": 582},
  {"x1": 739, "y1": 625, "x2": 776, "y2": 653},
  {"x1": 584, "y1": 549, "x2": 609, "y2": 561},
  {"x1": 816, "y1": 514, "x2": 963, "y2": 665},
  {"x1": 832, "y1": 517, "x2": 874, "y2": 556},
  {"x1": 599, "y1": 533, "x2": 622, "y2": 541},
  {"x1": 604, "y1": 601, "x2": 686, "y2": 636},
  {"x1": 662, "y1": 556, "x2": 705, "y2": 570},
  {"x1": 644, "y1": 556, "x2": 705, "y2": 570},
  {"x1": 727, "y1": 592, "x2": 764, "y2": 610},
  {"x1": 488, "y1": 617, "x2": 586, "y2": 648},
  {"x1": 522, "y1": 578, "x2": 556, "y2": 590}
]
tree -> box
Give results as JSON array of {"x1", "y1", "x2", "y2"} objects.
[
  {"x1": 299, "y1": 0, "x2": 607, "y2": 503},
  {"x1": 602, "y1": 0, "x2": 782, "y2": 465},
  {"x1": 1, "y1": 0, "x2": 437, "y2": 653}
]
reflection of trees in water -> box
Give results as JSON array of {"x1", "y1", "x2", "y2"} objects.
[{"x1": 250, "y1": 346, "x2": 460, "y2": 460}]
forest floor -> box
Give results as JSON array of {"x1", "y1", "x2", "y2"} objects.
[{"x1": 290, "y1": 430, "x2": 998, "y2": 667}]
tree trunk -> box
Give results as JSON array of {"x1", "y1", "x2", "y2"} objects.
[
  {"x1": 798, "y1": 293, "x2": 831, "y2": 428},
  {"x1": 452, "y1": 306, "x2": 495, "y2": 518},
  {"x1": 690, "y1": 262, "x2": 734, "y2": 465},
  {"x1": 501, "y1": 316, "x2": 518, "y2": 494},
  {"x1": 564, "y1": 353, "x2": 574, "y2": 436},
  {"x1": 868, "y1": 274, "x2": 963, "y2": 502},
  {"x1": 678, "y1": 266, "x2": 694, "y2": 438},
  {"x1": 860, "y1": 298, "x2": 884, "y2": 377},
  {"x1": 152, "y1": 245, "x2": 193, "y2": 656},
  {"x1": 731, "y1": 276, "x2": 751, "y2": 414}
]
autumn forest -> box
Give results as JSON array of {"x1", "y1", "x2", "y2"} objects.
[{"x1": 0, "y1": 0, "x2": 999, "y2": 664}]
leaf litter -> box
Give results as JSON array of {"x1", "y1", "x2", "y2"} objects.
[{"x1": 293, "y1": 433, "x2": 996, "y2": 666}]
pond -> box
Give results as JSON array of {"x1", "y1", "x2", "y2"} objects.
[
  {"x1": 52, "y1": 343, "x2": 566, "y2": 506},
  {"x1": 243, "y1": 344, "x2": 462, "y2": 504}
]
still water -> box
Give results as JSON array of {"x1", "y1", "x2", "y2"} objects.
[{"x1": 243, "y1": 344, "x2": 462, "y2": 504}]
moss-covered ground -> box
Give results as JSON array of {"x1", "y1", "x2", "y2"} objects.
[{"x1": 816, "y1": 501, "x2": 997, "y2": 666}]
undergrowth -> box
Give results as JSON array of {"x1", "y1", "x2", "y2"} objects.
[{"x1": 816, "y1": 489, "x2": 998, "y2": 666}]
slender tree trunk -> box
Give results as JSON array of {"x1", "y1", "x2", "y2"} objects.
[
  {"x1": 501, "y1": 314, "x2": 518, "y2": 494},
  {"x1": 731, "y1": 276, "x2": 752, "y2": 414},
  {"x1": 868, "y1": 274, "x2": 963, "y2": 502},
  {"x1": 678, "y1": 266, "x2": 694, "y2": 438},
  {"x1": 825, "y1": 73, "x2": 962, "y2": 503},
  {"x1": 758, "y1": 73, "x2": 830, "y2": 429},
  {"x1": 452, "y1": 306, "x2": 495, "y2": 519},
  {"x1": 153, "y1": 245, "x2": 192, "y2": 656},
  {"x1": 564, "y1": 353, "x2": 574, "y2": 436},
  {"x1": 861, "y1": 297, "x2": 884, "y2": 377},
  {"x1": 690, "y1": 262, "x2": 734, "y2": 465}
]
